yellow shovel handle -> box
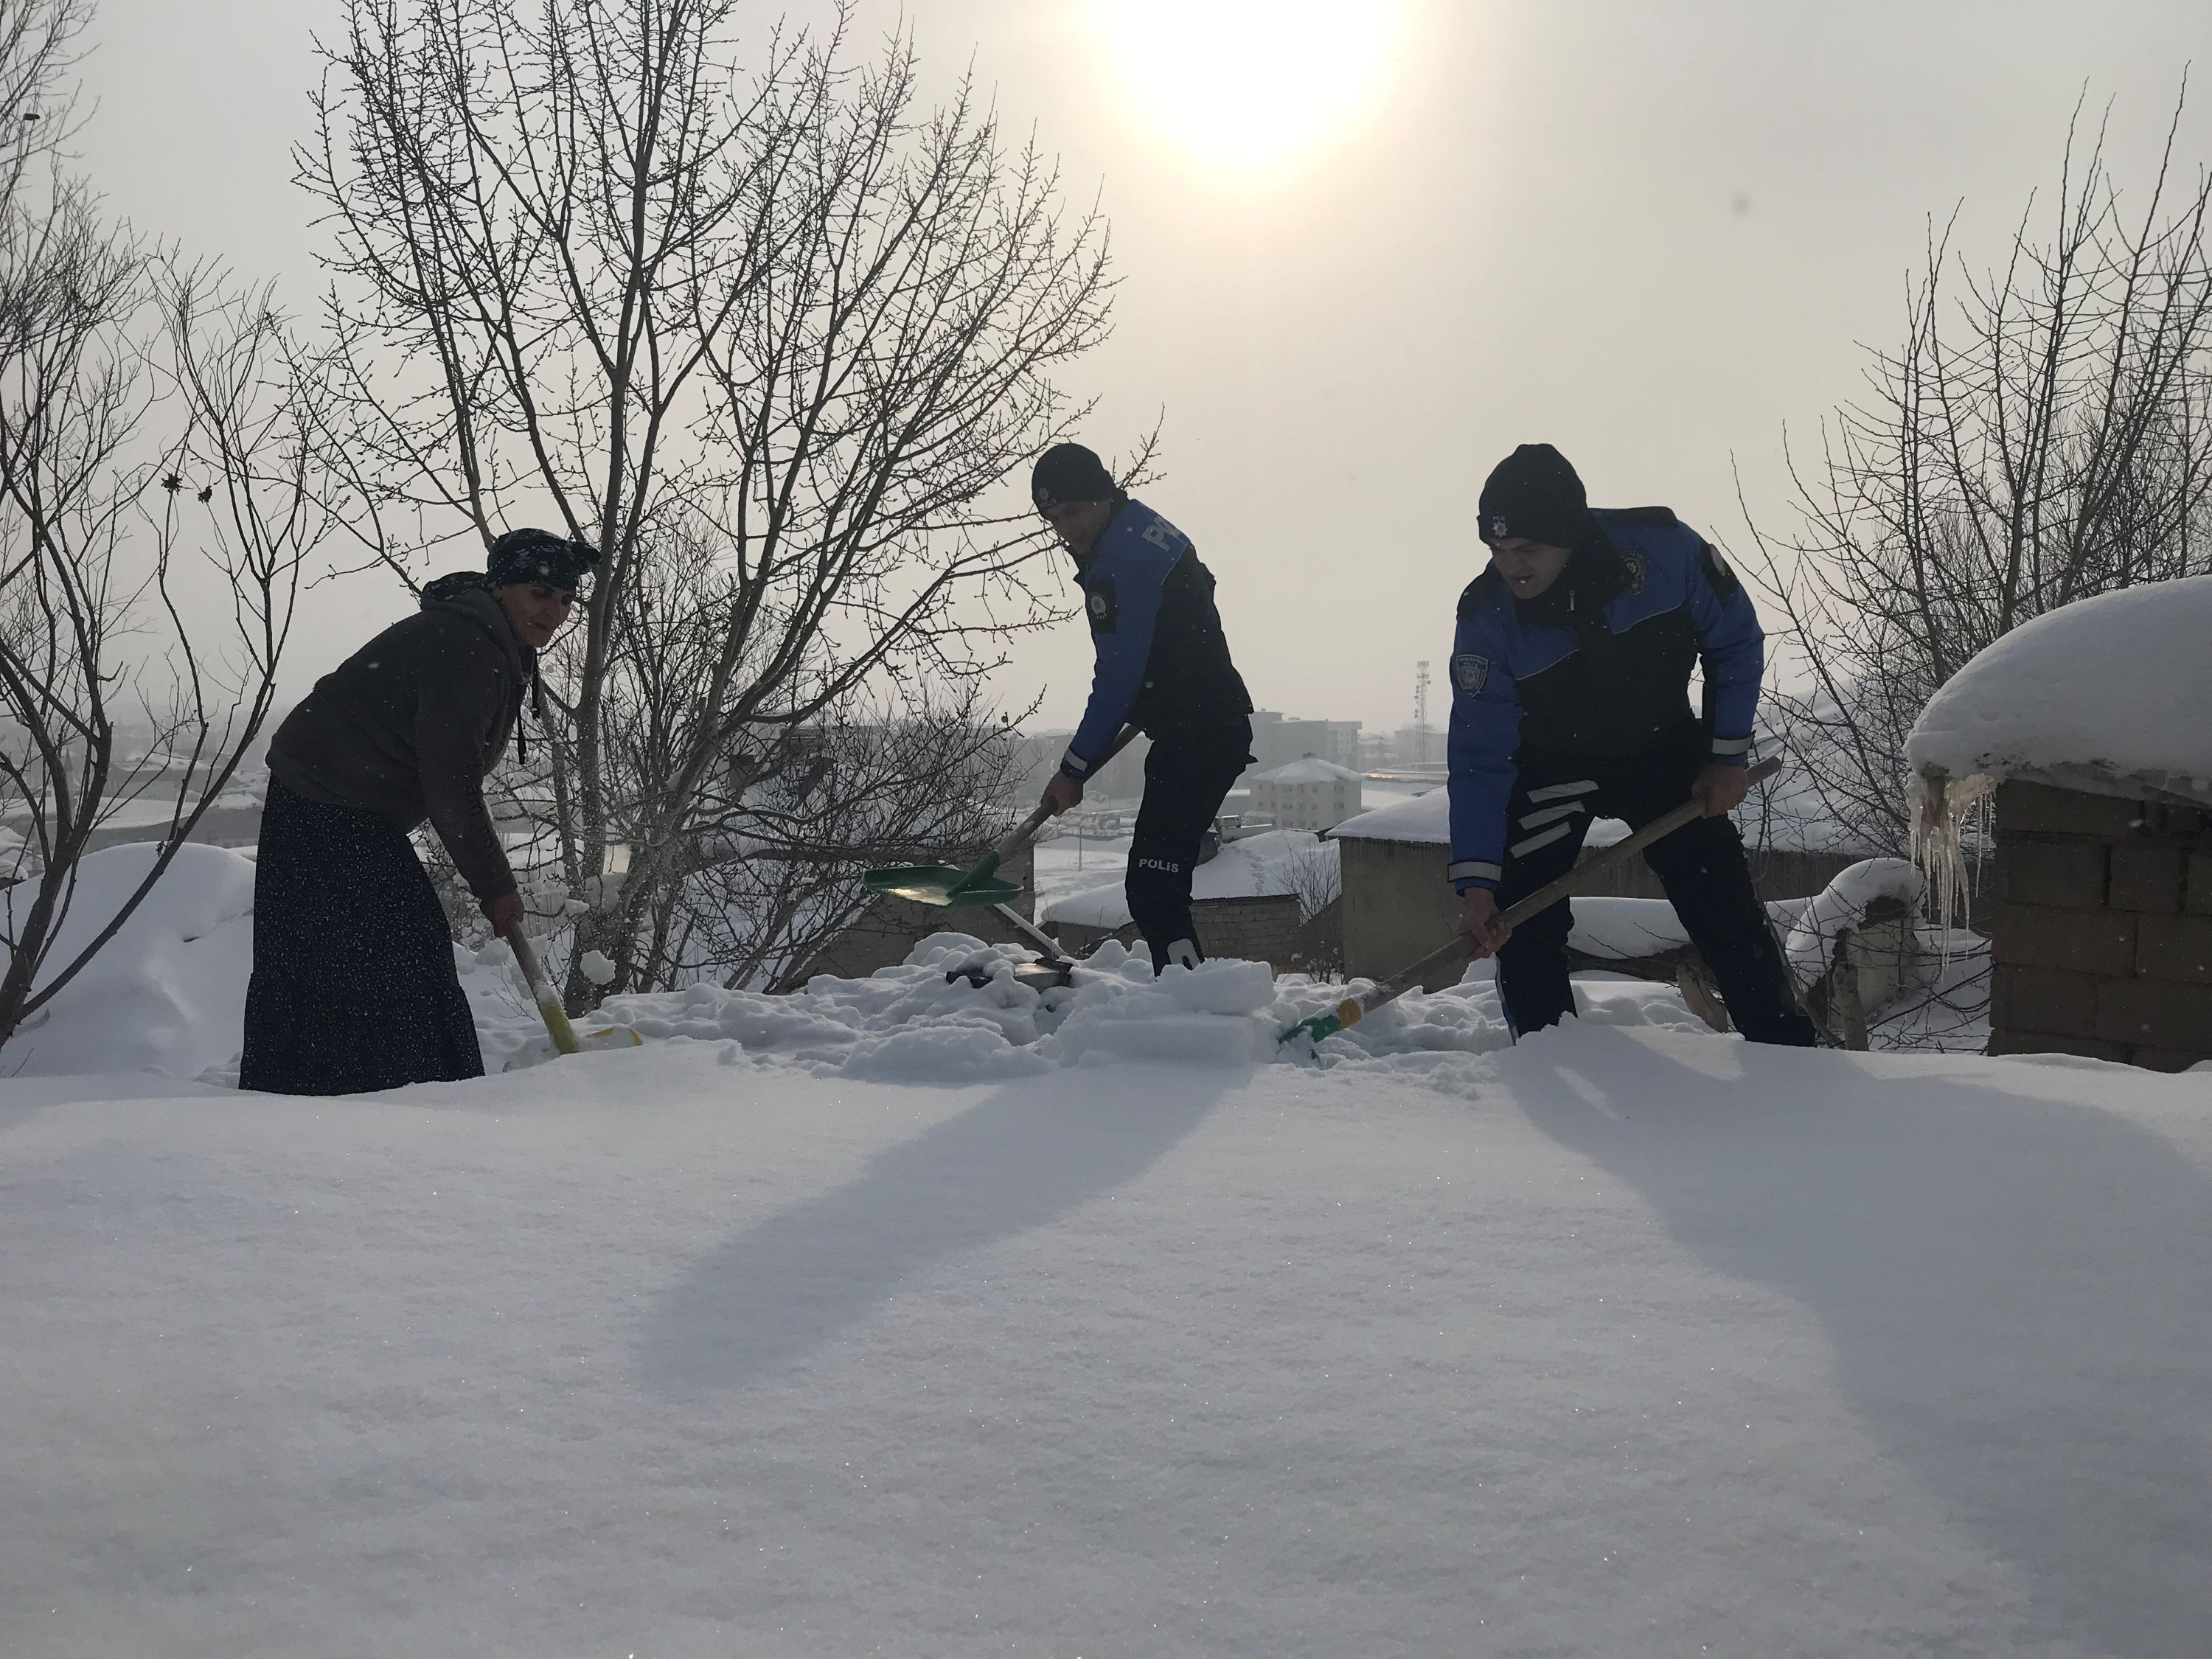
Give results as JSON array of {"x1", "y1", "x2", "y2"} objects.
[{"x1": 508, "y1": 928, "x2": 581, "y2": 1056}]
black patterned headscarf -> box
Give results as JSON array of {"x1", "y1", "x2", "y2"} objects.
[{"x1": 487, "y1": 527, "x2": 600, "y2": 591}]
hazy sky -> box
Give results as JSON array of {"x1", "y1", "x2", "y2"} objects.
[{"x1": 74, "y1": 0, "x2": 2212, "y2": 732}]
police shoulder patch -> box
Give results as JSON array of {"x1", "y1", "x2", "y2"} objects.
[
  {"x1": 1451, "y1": 652, "x2": 1489, "y2": 695},
  {"x1": 1700, "y1": 542, "x2": 1741, "y2": 599},
  {"x1": 1085, "y1": 577, "x2": 1118, "y2": 632}
]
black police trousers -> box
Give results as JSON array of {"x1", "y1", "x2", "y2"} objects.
[
  {"x1": 1492, "y1": 741, "x2": 1818, "y2": 1046},
  {"x1": 1124, "y1": 717, "x2": 1253, "y2": 973}
]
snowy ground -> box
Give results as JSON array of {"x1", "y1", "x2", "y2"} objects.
[
  {"x1": 7, "y1": 971, "x2": 2211, "y2": 1653},
  {"x1": 4, "y1": 848, "x2": 2201, "y2": 1655}
]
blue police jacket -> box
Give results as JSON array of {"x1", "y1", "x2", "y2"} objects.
[
  {"x1": 1445, "y1": 507, "x2": 1763, "y2": 892},
  {"x1": 1060, "y1": 498, "x2": 1250, "y2": 779}
]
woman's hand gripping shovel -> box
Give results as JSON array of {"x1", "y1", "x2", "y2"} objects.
[{"x1": 1281, "y1": 755, "x2": 1783, "y2": 1046}]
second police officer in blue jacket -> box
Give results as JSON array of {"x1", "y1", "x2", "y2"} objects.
[
  {"x1": 1446, "y1": 443, "x2": 1817, "y2": 1046},
  {"x1": 1032, "y1": 443, "x2": 1254, "y2": 973}
]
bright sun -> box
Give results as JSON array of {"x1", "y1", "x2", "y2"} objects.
[{"x1": 1085, "y1": 0, "x2": 1411, "y2": 167}]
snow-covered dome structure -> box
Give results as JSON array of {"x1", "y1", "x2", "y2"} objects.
[
  {"x1": 1905, "y1": 574, "x2": 2212, "y2": 810},
  {"x1": 1905, "y1": 574, "x2": 2212, "y2": 1074}
]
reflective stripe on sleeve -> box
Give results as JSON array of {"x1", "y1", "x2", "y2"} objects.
[
  {"x1": 1526, "y1": 778, "x2": 1598, "y2": 803},
  {"x1": 1518, "y1": 801, "x2": 1585, "y2": 831},
  {"x1": 1509, "y1": 821, "x2": 1576, "y2": 858}
]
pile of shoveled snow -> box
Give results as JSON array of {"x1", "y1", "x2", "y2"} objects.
[
  {"x1": 588, "y1": 937, "x2": 1277, "y2": 1079},
  {"x1": 498, "y1": 932, "x2": 1711, "y2": 1089},
  {"x1": 0, "y1": 846, "x2": 1705, "y2": 1087},
  {"x1": 7, "y1": 849, "x2": 1990, "y2": 1086}
]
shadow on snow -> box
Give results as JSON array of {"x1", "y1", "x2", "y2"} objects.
[
  {"x1": 638, "y1": 1065, "x2": 1233, "y2": 1396},
  {"x1": 1504, "y1": 1027, "x2": 2212, "y2": 1659}
]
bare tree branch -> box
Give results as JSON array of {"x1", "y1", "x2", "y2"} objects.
[
  {"x1": 302, "y1": 0, "x2": 1120, "y2": 1007},
  {"x1": 1739, "y1": 84, "x2": 2212, "y2": 859}
]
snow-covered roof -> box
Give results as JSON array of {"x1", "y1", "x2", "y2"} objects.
[
  {"x1": 1251, "y1": 758, "x2": 1363, "y2": 786},
  {"x1": 1329, "y1": 787, "x2": 1632, "y2": 850},
  {"x1": 1329, "y1": 787, "x2": 1448, "y2": 844},
  {"x1": 1905, "y1": 574, "x2": 2212, "y2": 808},
  {"x1": 1041, "y1": 830, "x2": 1335, "y2": 929}
]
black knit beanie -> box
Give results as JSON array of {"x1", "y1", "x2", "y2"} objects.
[
  {"x1": 1030, "y1": 443, "x2": 1119, "y2": 512},
  {"x1": 1478, "y1": 444, "x2": 1595, "y2": 549},
  {"x1": 487, "y1": 526, "x2": 601, "y2": 591}
]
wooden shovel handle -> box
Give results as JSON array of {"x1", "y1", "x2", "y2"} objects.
[
  {"x1": 993, "y1": 801, "x2": 1057, "y2": 864},
  {"x1": 1371, "y1": 756, "x2": 1788, "y2": 1012}
]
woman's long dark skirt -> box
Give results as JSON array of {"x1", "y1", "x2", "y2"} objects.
[{"x1": 240, "y1": 778, "x2": 484, "y2": 1094}]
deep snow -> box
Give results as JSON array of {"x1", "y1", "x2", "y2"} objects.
[
  {"x1": 5, "y1": 1028, "x2": 2211, "y2": 1657},
  {"x1": 4, "y1": 841, "x2": 2184, "y2": 1657},
  {"x1": 0, "y1": 843, "x2": 257, "y2": 1079}
]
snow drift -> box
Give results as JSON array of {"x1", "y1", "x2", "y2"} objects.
[{"x1": 0, "y1": 843, "x2": 257, "y2": 1079}]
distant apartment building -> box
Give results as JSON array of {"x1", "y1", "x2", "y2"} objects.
[
  {"x1": 1248, "y1": 757, "x2": 1364, "y2": 832},
  {"x1": 1363, "y1": 723, "x2": 1445, "y2": 774},
  {"x1": 1247, "y1": 711, "x2": 1363, "y2": 776}
]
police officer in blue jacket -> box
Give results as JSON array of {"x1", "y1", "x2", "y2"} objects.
[
  {"x1": 1446, "y1": 443, "x2": 1816, "y2": 1046},
  {"x1": 1032, "y1": 443, "x2": 1254, "y2": 973}
]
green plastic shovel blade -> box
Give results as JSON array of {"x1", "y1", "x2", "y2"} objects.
[{"x1": 861, "y1": 863, "x2": 1025, "y2": 909}]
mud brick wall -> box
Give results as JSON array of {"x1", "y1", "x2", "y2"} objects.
[
  {"x1": 1186, "y1": 894, "x2": 1304, "y2": 970},
  {"x1": 1989, "y1": 781, "x2": 2212, "y2": 1071}
]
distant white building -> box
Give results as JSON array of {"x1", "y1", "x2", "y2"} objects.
[
  {"x1": 1248, "y1": 758, "x2": 1364, "y2": 832},
  {"x1": 1247, "y1": 711, "x2": 1363, "y2": 774}
]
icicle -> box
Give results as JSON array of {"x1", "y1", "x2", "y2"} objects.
[{"x1": 1910, "y1": 768, "x2": 1992, "y2": 959}]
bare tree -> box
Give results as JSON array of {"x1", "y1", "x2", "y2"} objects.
[
  {"x1": 300, "y1": 0, "x2": 1116, "y2": 1009},
  {"x1": 0, "y1": 0, "x2": 332, "y2": 1052},
  {"x1": 1742, "y1": 88, "x2": 2212, "y2": 857},
  {"x1": 422, "y1": 678, "x2": 1029, "y2": 995},
  {"x1": 672, "y1": 693, "x2": 1029, "y2": 992},
  {"x1": 1281, "y1": 838, "x2": 1343, "y2": 979}
]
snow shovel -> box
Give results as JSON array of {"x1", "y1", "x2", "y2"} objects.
[
  {"x1": 507, "y1": 928, "x2": 582, "y2": 1056},
  {"x1": 863, "y1": 724, "x2": 1141, "y2": 909},
  {"x1": 501, "y1": 929, "x2": 645, "y2": 1061},
  {"x1": 942, "y1": 902, "x2": 1080, "y2": 991},
  {"x1": 1281, "y1": 755, "x2": 1784, "y2": 1045}
]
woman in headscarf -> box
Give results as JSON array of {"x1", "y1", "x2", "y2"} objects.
[{"x1": 239, "y1": 529, "x2": 598, "y2": 1094}]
